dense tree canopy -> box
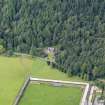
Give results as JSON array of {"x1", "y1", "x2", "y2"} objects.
[{"x1": 0, "y1": 0, "x2": 105, "y2": 80}]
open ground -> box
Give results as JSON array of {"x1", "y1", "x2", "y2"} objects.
[
  {"x1": 19, "y1": 83, "x2": 82, "y2": 105},
  {"x1": 0, "y1": 56, "x2": 83, "y2": 105}
]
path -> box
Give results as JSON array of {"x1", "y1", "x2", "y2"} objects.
[{"x1": 30, "y1": 77, "x2": 90, "y2": 105}]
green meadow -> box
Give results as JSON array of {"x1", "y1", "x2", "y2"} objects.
[
  {"x1": 19, "y1": 83, "x2": 82, "y2": 105},
  {"x1": 0, "y1": 56, "x2": 83, "y2": 105}
]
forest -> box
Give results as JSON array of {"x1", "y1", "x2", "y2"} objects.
[{"x1": 0, "y1": 0, "x2": 105, "y2": 80}]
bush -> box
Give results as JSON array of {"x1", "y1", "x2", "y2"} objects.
[
  {"x1": 47, "y1": 61, "x2": 51, "y2": 65},
  {"x1": 0, "y1": 45, "x2": 5, "y2": 54},
  {"x1": 6, "y1": 50, "x2": 14, "y2": 56}
]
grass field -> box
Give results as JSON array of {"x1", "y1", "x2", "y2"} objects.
[
  {"x1": 0, "y1": 56, "x2": 83, "y2": 105},
  {"x1": 19, "y1": 83, "x2": 82, "y2": 105}
]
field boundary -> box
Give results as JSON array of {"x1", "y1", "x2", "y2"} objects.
[
  {"x1": 13, "y1": 77, "x2": 90, "y2": 105},
  {"x1": 13, "y1": 77, "x2": 30, "y2": 105}
]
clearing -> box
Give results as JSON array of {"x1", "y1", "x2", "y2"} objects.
[{"x1": 0, "y1": 56, "x2": 83, "y2": 105}]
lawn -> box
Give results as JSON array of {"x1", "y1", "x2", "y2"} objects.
[
  {"x1": 19, "y1": 83, "x2": 82, "y2": 105},
  {"x1": 0, "y1": 56, "x2": 33, "y2": 105},
  {"x1": 0, "y1": 56, "x2": 83, "y2": 105}
]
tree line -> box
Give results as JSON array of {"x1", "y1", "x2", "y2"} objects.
[{"x1": 0, "y1": 0, "x2": 105, "y2": 80}]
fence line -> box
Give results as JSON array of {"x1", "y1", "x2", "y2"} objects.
[
  {"x1": 12, "y1": 77, "x2": 30, "y2": 105},
  {"x1": 13, "y1": 77, "x2": 90, "y2": 105},
  {"x1": 30, "y1": 77, "x2": 90, "y2": 105}
]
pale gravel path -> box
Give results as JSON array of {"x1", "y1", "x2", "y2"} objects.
[{"x1": 30, "y1": 77, "x2": 90, "y2": 105}]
